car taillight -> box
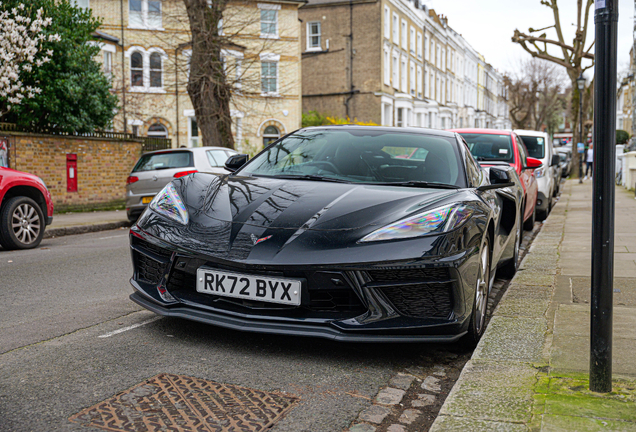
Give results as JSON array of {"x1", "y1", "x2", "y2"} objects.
[
  {"x1": 126, "y1": 176, "x2": 139, "y2": 184},
  {"x1": 173, "y1": 170, "x2": 198, "y2": 178}
]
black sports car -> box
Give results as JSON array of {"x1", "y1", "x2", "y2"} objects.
[{"x1": 129, "y1": 126, "x2": 523, "y2": 344}]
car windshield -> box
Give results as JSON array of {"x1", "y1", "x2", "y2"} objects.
[
  {"x1": 207, "y1": 149, "x2": 234, "y2": 167},
  {"x1": 132, "y1": 151, "x2": 194, "y2": 172},
  {"x1": 519, "y1": 136, "x2": 545, "y2": 158},
  {"x1": 240, "y1": 128, "x2": 465, "y2": 187},
  {"x1": 460, "y1": 133, "x2": 514, "y2": 163}
]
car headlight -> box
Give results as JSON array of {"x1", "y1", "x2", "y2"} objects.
[
  {"x1": 360, "y1": 204, "x2": 474, "y2": 242},
  {"x1": 534, "y1": 167, "x2": 545, "y2": 178},
  {"x1": 149, "y1": 183, "x2": 189, "y2": 225}
]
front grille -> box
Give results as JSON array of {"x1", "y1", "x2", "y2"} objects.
[
  {"x1": 136, "y1": 252, "x2": 168, "y2": 285},
  {"x1": 307, "y1": 288, "x2": 364, "y2": 312},
  {"x1": 380, "y1": 283, "x2": 453, "y2": 318},
  {"x1": 367, "y1": 267, "x2": 450, "y2": 283},
  {"x1": 166, "y1": 268, "x2": 197, "y2": 292},
  {"x1": 132, "y1": 237, "x2": 172, "y2": 259}
]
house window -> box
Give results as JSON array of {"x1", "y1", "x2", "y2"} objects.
[
  {"x1": 401, "y1": 20, "x2": 407, "y2": 48},
  {"x1": 148, "y1": 123, "x2": 168, "y2": 138},
  {"x1": 396, "y1": 108, "x2": 404, "y2": 127},
  {"x1": 263, "y1": 125, "x2": 280, "y2": 146},
  {"x1": 384, "y1": 6, "x2": 390, "y2": 39},
  {"x1": 424, "y1": 36, "x2": 429, "y2": 61},
  {"x1": 130, "y1": 52, "x2": 144, "y2": 87},
  {"x1": 129, "y1": 0, "x2": 162, "y2": 29},
  {"x1": 400, "y1": 58, "x2": 407, "y2": 93},
  {"x1": 260, "y1": 9, "x2": 278, "y2": 37},
  {"x1": 417, "y1": 66, "x2": 422, "y2": 98},
  {"x1": 392, "y1": 13, "x2": 398, "y2": 45},
  {"x1": 189, "y1": 117, "x2": 199, "y2": 147},
  {"x1": 392, "y1": 54, "x2": 399, "y2": 90},
  {"x1": 307, "y1": 22, "x2": 321, "y2": 50},
  {"x1": 104, "y1": 51, "x2": 112, "y2": 79},
  {"x1": 410, "y1": 27, "x2": 415, "y2": 54},
  {"x1": 149, "y1": 53, "x2": 162, "y2": 87},
  {"x1": 71, "y1": 0, "x2": 90, "y2": 8},
  {"x1": 261, "y1": 61, "x2": 277, "y2": 94},
  {"x1": 417, "y1": 32, "x2": 422, "y2": 59},
  {"x1": 410, "y1": 62, "x2": 415, "y2": 96},
  {"x1": 132, "y1": 125, "x2": 139, "y2": 136},
  {"x1": 383, "y1": 49, "x2": 390, "y2": 86}
]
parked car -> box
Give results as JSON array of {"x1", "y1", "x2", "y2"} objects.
[
  {"x1": 556, "y1": 147, "x2": 572, "y2": 178},
  {"x1": 451, "y1": 128, "x2": 541, "y2": 230},
  {"x1": 126, "y1": 146, "x2": 238, "y2": 222},
  {"x1": 128, "y1": 126, "x2": 525, "y2": 345},
  {"x1": 0, "y1": 166, "x2": 53, "y2": 249},
  {"x1": 552, "y1": 148, "x2": 563, "y2": 194},
  {"x1": 515, "y1": 130, "x2": 560, "y2": 220}
]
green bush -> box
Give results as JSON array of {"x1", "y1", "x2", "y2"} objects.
[{"x1": 616, "y1": 129, "x2": 630, "y2": 144}]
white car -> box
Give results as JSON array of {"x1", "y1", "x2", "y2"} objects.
[
  {"x1": 126, "y1": 146, "x2": 237, "y2": 222},
  {"x1": 515, "y1": 130, "x2": 559, "y2": 221}
]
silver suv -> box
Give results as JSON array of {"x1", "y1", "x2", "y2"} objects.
[{"x1": 126, "y1": 147, "x2": 237, "y2": 222}]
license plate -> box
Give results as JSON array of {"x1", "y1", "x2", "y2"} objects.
[
  {"x1": 196, "y1": 268, "x2": 302, "y2": 306},
  {"x1": 141, "y1": 196, "x2": 154, "y2": 204}
]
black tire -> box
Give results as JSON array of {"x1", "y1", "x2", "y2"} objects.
[
  {"x1": 463, "y1": 236, "x2": 491, "y2": 347},
  {"x1": 536, "y1": 207, "x2": 548, "y2": 222},
  {"x1": 498, "y1": 213, "x2": 522, "y2": 279},
  {"x1": 0, "y1": 196, "x2": 45, "y2": 250},
  {"x1": 523, "y1": 205, "x2": 535, "y2": 231}
]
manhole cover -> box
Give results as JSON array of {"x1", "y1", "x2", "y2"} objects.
[{"x1": 69, "y1": 373, "x2": 299, "y2": 432}]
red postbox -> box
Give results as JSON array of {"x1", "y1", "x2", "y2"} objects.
[{"x1": 66, "y1": 153, "x2": 78, "y2": 192}]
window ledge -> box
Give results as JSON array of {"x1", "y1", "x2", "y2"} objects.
[
  {"x1": 127, "y1": 25, "x2": 165, "y2": 31},
  {"x1": 305, "y1": 47, "x2": 322, "y2": 52},
  {"x1": 260, "y1": 34, "x2": 280, "y2": 39},
  {"x1": 130, "y1": 86, "x2": 167, "y2": 94},
  {"x1": 260, "y1": 92, "x2": 280, "y2": 98}
]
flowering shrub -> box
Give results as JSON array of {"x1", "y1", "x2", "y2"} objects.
[{"x1": 0, "y1": 2, "x2": 60, "y2": 115}]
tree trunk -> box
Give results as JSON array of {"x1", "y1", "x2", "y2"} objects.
[{"x1": 184, "y1": 0, "x2": 235, "y2": 149}]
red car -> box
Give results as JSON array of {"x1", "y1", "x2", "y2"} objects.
[
  {"x1": 451, "y1": 129, "x2": 541, "y2": 230},
  {"x1": 0, "y1": 166, "x2": 54, "y2": 249}
]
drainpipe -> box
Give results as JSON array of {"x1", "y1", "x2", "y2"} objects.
[
  {"x1": 120, "y1": 0, "x2": 127, "y2": 134},
  {"x1": 344, "y1": 0, "x2": 354, "y2": 118},
  {"x1": 175, "y1": 45, "x2": 180, "y2": 147}
]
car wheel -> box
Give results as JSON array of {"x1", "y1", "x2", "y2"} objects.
[
  {"x1": 523, "y1": 205, "x2": 535, "y2": 231},
  {"x1": 0, "y1": 196, "x2": 45, "y2": 250},
  {"x1": 464, "y1": 237, "x2": 491, "y2": 346},
  {"x1": 499, "y1": 213, "x2": 522, "y2": 278}
]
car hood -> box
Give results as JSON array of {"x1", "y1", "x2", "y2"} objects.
[{"x1": 180, "y1": 173, "x2": 459, "y2": 232}]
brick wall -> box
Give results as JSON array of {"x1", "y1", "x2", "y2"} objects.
[{"x1": 8, "y1": 133, "x2": 142, "y2": 211}]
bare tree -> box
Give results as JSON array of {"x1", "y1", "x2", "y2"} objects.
[
  {"x1": 512, "y1": 0, "x2": 594, "y2": 177},
  {"x1": 505, "y1": 58, "x2": 566, "y2": 135}
]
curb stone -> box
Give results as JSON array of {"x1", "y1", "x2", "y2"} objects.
[{"x1": 44, "y1": 221, "x2": 131, "y2": 239}]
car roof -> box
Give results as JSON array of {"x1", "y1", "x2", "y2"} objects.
[
  {"x1": 514, "y1": 130, "x2": 549, "y2": 137},
  {"x1": 298, "y1": 125, "x2": 459, "y2": 139},
  {"x1": 450, "y1": 128, "x2": 514, "y2": 135},
  {"x1": 142, "y1": 146, "x2": 237, "y2": 156}
]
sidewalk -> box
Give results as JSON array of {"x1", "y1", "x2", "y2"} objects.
[
  {"x1": 44, "y1": 210, "x2": 130, "y2": 238},
  {"x1": 431, "y1": 180, "x2": 636, "y2": 431}
]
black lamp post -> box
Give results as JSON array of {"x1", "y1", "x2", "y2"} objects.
[{"x1": 577, "y1": 73, "x2": 586, "y2": 183}]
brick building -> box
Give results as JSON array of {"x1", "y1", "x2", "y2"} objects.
[
  {"x1": 78, "y1": 0, "x2": 304, "y2": 154},
  {"x1": 299, "y1": 0, "x2": 510, "y2": 130}
]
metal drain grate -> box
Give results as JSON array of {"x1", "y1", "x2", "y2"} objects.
[{"x1": 69, "y1": 373, "x2": 299, "y2": 432}]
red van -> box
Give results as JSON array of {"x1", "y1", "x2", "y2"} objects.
[
  {"x1": 0, "y1": 167, "x2": 54, "y2": 249},
  {"x1": 451, "y1": 129, "x2": 542, "y2": 230}
]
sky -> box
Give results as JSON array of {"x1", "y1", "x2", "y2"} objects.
[{"x1": 425, "y1": 0, "x2": 633, "y2": 77}]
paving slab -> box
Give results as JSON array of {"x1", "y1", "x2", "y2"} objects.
[
  {"x1": 494, "y1": 284, "x2": 552, "y2": 318},
  {"x1": 438, "y1": 359, "x2": 536, "y2": 423},
  {"x1": 473, "y1": 316, "x2": 546, "y2": 363},
  {"x1": 431, "y1": 415, "x2": 529, "y2": 432}
]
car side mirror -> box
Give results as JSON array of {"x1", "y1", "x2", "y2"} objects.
[
  {"x1": 477, "y1": 167, "x2": 515, "y2": 191},
  {"x1": 224, "y1": 154, "x2": 249, "y2": 172},
  {"x1": 551, "y1": 154, "x2": 560, "y2": 167},
  {"x1": 524, "y1": 157, "x2": 543, "y2": 170}
]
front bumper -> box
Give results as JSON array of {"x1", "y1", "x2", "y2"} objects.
[
  {"x1": 535, "y1": 191, "x2": 549, "y2": 211},
  {"x1": 129, "y1": 231, "x2": 479, "y2": 342}
]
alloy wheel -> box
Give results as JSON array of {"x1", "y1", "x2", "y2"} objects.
[
  {"x1": 474, "y1": 245, "x2": 490, "y2": 335},
  {"x1": 11, "y1": 203, "x2": 41, "y2": 245}
]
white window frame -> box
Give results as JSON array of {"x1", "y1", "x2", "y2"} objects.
[
  {"x1": 71, "y1": 0, "x2": 90, "y2": 9},
  {"x1": 417, "y1": 65, "x2": 422, "y2": 98},
  {"x1": 392, "y1": 53, "x2": 399, "y2": 90},
  {"x1": 306, "y1": 21, "x2": 321, "y2": 51},
  {"x1": 383, "y1": 48, "x2": 390, "y2": 86},
  {"x1": 384, "y1": 6, "x2": 390, "y2": 39},
  {"x1": 400, "y1": 57, "x2": 407, "y2": 93},
  {"x1": 188, "y1": 115, "x2": 200, "y2": 148},
  {"x1": 125, "y1": 46, "x2": 168, "y2": 93},
  {"x1": 259, "y1": 3, "x2": 280, "y2": 39},
  {"x1": 409, "y1": 61, "x2": 415, "y2": 96},
  {"x1": 416, "y1": 32, "x2": 422, "y2": 59},
  {"x1": 424, "y1": 35, "x2": 429, "y2": 61},
  {"x1": 401, "y1": 20, "x2": 407, "y2": 49},
  {"x1": 442, "y1": 48, "x2": 446, "y2": 71},
  {"x1": 128, "y1": 0, "x2": 163, "y2": 30},
  {"x1": 409, "y1": 26, "x2": 415, "y2": 55},
  {"x1": 392, "y1": 13, "x2": 399, "y2": 45},
  {"x1": 260, "y1": 52, "x2": 280, "y2": 96}
]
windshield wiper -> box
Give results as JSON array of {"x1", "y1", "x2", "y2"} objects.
[
  {"x1": 374, "y1": 181, "x2": 460, "y2": 189},
  {"x1": 257, "y1": 174, "x2": 352, "y2": 183}
]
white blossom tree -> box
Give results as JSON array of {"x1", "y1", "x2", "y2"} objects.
[{"x1": 0, "y1": 2, "x2": 60, "y2": 117}]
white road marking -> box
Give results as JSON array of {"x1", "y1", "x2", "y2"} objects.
[
  {"x1": 98, "y1": 234, "x2": 128, "y2": 240},
  {"x1": 98, "y1": 316, "x2": 161, "y2": 338}
]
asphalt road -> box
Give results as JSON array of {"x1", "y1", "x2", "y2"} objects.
[{"x1": 0, "y1": 229, "x2": 474, "y2": 432}]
